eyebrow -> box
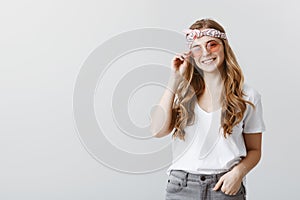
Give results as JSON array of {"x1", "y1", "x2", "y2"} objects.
[{"x1": 191, "y1": 39, "x2": 218, "y2": 48}]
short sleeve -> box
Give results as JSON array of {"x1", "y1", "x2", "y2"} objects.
[{"x1": 243, "y1": 95, "x2": 266, "y2": 134}]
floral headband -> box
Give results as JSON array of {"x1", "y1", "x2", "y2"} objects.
[{"x1": 182, "y1": 28, "x2": 227, "y2": 48}]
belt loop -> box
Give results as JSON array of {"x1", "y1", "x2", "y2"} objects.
[
  {"x1": 183, "y1": 171, "x2": 188, "y2": 187},
  {"x1": 215, "y1": 172, "x2": 223, "y2": 182},
  {"x1": 213, "y1": 173, "x2": 218, "y2": 182}
]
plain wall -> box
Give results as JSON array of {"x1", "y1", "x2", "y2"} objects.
[{"x1": 1, "y1": 0, "x2": 299, "y2": 199}]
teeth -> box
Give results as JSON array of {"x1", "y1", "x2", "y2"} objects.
[{"x1": 202, "y1": 58, "x2": 215, "y2": 64}]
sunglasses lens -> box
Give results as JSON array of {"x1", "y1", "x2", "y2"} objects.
[
  {"x1": 191, "y1": 41, "x2": 221, "y2": 57},
  {"x1": 207, "y1": 41, "x2": 220, "y2": 52},
  {"x1": 191, "y1": 47, "x2": 201, "y2": 57}
]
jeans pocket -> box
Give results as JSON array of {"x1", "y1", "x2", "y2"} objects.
[{"x1": 165, "y1": 174, "x2": 184, "y2": 193}]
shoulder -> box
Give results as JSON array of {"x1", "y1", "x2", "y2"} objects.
[{"x1": 242, "y1": 83, "x2": 262, "y2": 105}]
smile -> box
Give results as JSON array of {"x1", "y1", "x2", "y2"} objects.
[{"x1": 201, "y1": 57, "x2": 216, "y2": 64}]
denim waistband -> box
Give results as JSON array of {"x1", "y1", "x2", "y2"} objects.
[{"x1": 170, "y1": 169, "x2": 228, "y2": 183}]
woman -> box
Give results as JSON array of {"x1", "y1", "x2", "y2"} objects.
[{"x1": 150, "y1": 18, "x2": 266, "y2": 200}]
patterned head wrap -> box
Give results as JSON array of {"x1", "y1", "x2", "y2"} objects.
[{"x1": 183, "y1": 28, "x2": 227, "y2": 48}]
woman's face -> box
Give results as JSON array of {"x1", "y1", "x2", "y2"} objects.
[{"x1": 190, "y1": 35, "x2": 225, "y2": 73}]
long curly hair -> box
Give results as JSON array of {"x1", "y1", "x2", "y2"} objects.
[{"x1": 171, "y1": 18, "x2": 255, "y2": 141}]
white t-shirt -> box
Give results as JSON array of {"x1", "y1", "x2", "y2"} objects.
[{"x1": 166, "y1": 83, "x2": 266, "y2": 180}]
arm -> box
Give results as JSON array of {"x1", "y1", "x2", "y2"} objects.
[
  {"x1": 150, "y1": 51, "x2": 191, "y2": 138},
  {"x1": 231, "y1": 133, "x2": 262, "y2": 178},
  {"x1": 213, "y1": 133, "x2": 262, "y2": 195},
  {"x1": 150, "y1": 72, "x2": 181, "y2": 138}
]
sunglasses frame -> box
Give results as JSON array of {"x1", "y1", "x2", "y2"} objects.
[{"x1": 190, "y1": 40, "x2": 223, "y2": 57}]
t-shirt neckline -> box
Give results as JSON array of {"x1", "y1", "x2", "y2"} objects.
[{"x1": 196, "y1": 102, "x2": 222, "y2": 115}]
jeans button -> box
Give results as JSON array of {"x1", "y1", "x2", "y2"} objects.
[{"x1": 200, "y1": 176, "x2": 205, "y2": 181}]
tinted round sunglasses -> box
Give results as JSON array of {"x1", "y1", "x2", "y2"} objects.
[{"x1": 190, "y1": 40, "x2": 222, "y2": 57}]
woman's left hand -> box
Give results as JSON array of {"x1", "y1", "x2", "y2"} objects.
[{"x1": 213, "y1": 169, "x2": 243, "y2": 195}]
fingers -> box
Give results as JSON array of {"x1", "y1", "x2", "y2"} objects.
[
  {"x1": 175, "y1": 54, "x2": 184, "y2": 61},
  {"x1": 218, "y1": 185, "x2": 235, "y2": 195},
  {"x1": 214, "y1": 180, "x2": 241, "y2": 196},
  {"x1": 173, "y1": 51, "x2": 192, "y2": 61},
  {"x1": 184, "y1": 51, "x2": 192, "y2": 56},
  {"x1": 213, "y1": 176, "x2": 223, "y2": 191},
  {"x1": 223, "y1": 188, "x2": 238, "y2": 196},
  {"x1": 181, "y1": 51, "x2": 192, "y2": 60},
  {"x1": 230, "y1": 190, "x2": 239, "y2": 195}
]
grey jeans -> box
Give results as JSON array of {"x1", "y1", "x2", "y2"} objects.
[{"x1": 165, "y1": 170, "x2": 246, "y2": 200}]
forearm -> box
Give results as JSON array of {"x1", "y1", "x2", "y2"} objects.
[
  {"x1": 150, "y1": 72, "x2": 181, "y2": 137},
  {"x1": 232, "y1": 149, "x2": 261, "y2": 179}
]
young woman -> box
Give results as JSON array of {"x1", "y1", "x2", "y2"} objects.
[{"x1": 150, "y1": 18, "x2": 266, "y2": 200}]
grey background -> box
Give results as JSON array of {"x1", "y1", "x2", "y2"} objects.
[{"x1": 1, "y1": 0, "x2": 299, "y2": 199}]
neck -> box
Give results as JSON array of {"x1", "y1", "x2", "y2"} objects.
[
  {"x1": 202, "y1": 69, "x2": 224, "y2": 107},
  {"x1": 203, "y1": 70, "x2": 223, "y2": 91}
]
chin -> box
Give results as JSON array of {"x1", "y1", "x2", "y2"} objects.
[{"x1": 198, "y1": 64, "x2": 219, "y2": 73}]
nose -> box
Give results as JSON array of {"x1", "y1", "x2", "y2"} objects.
[{"x1": 201, "y1": 47, "x2": 210, "y2": 56}]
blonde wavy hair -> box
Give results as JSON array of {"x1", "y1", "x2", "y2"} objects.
[{"x1": 171, "y1": 18, "x2": 255, "y2": 141}]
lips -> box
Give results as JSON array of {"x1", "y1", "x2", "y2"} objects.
[{"x1": 201, "y1": 57, "x2": 216, "y2": 64}]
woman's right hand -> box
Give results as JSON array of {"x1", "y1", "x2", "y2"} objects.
[{"x1": 171, "y1": 51, "x2": 192, "y2": 80}]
